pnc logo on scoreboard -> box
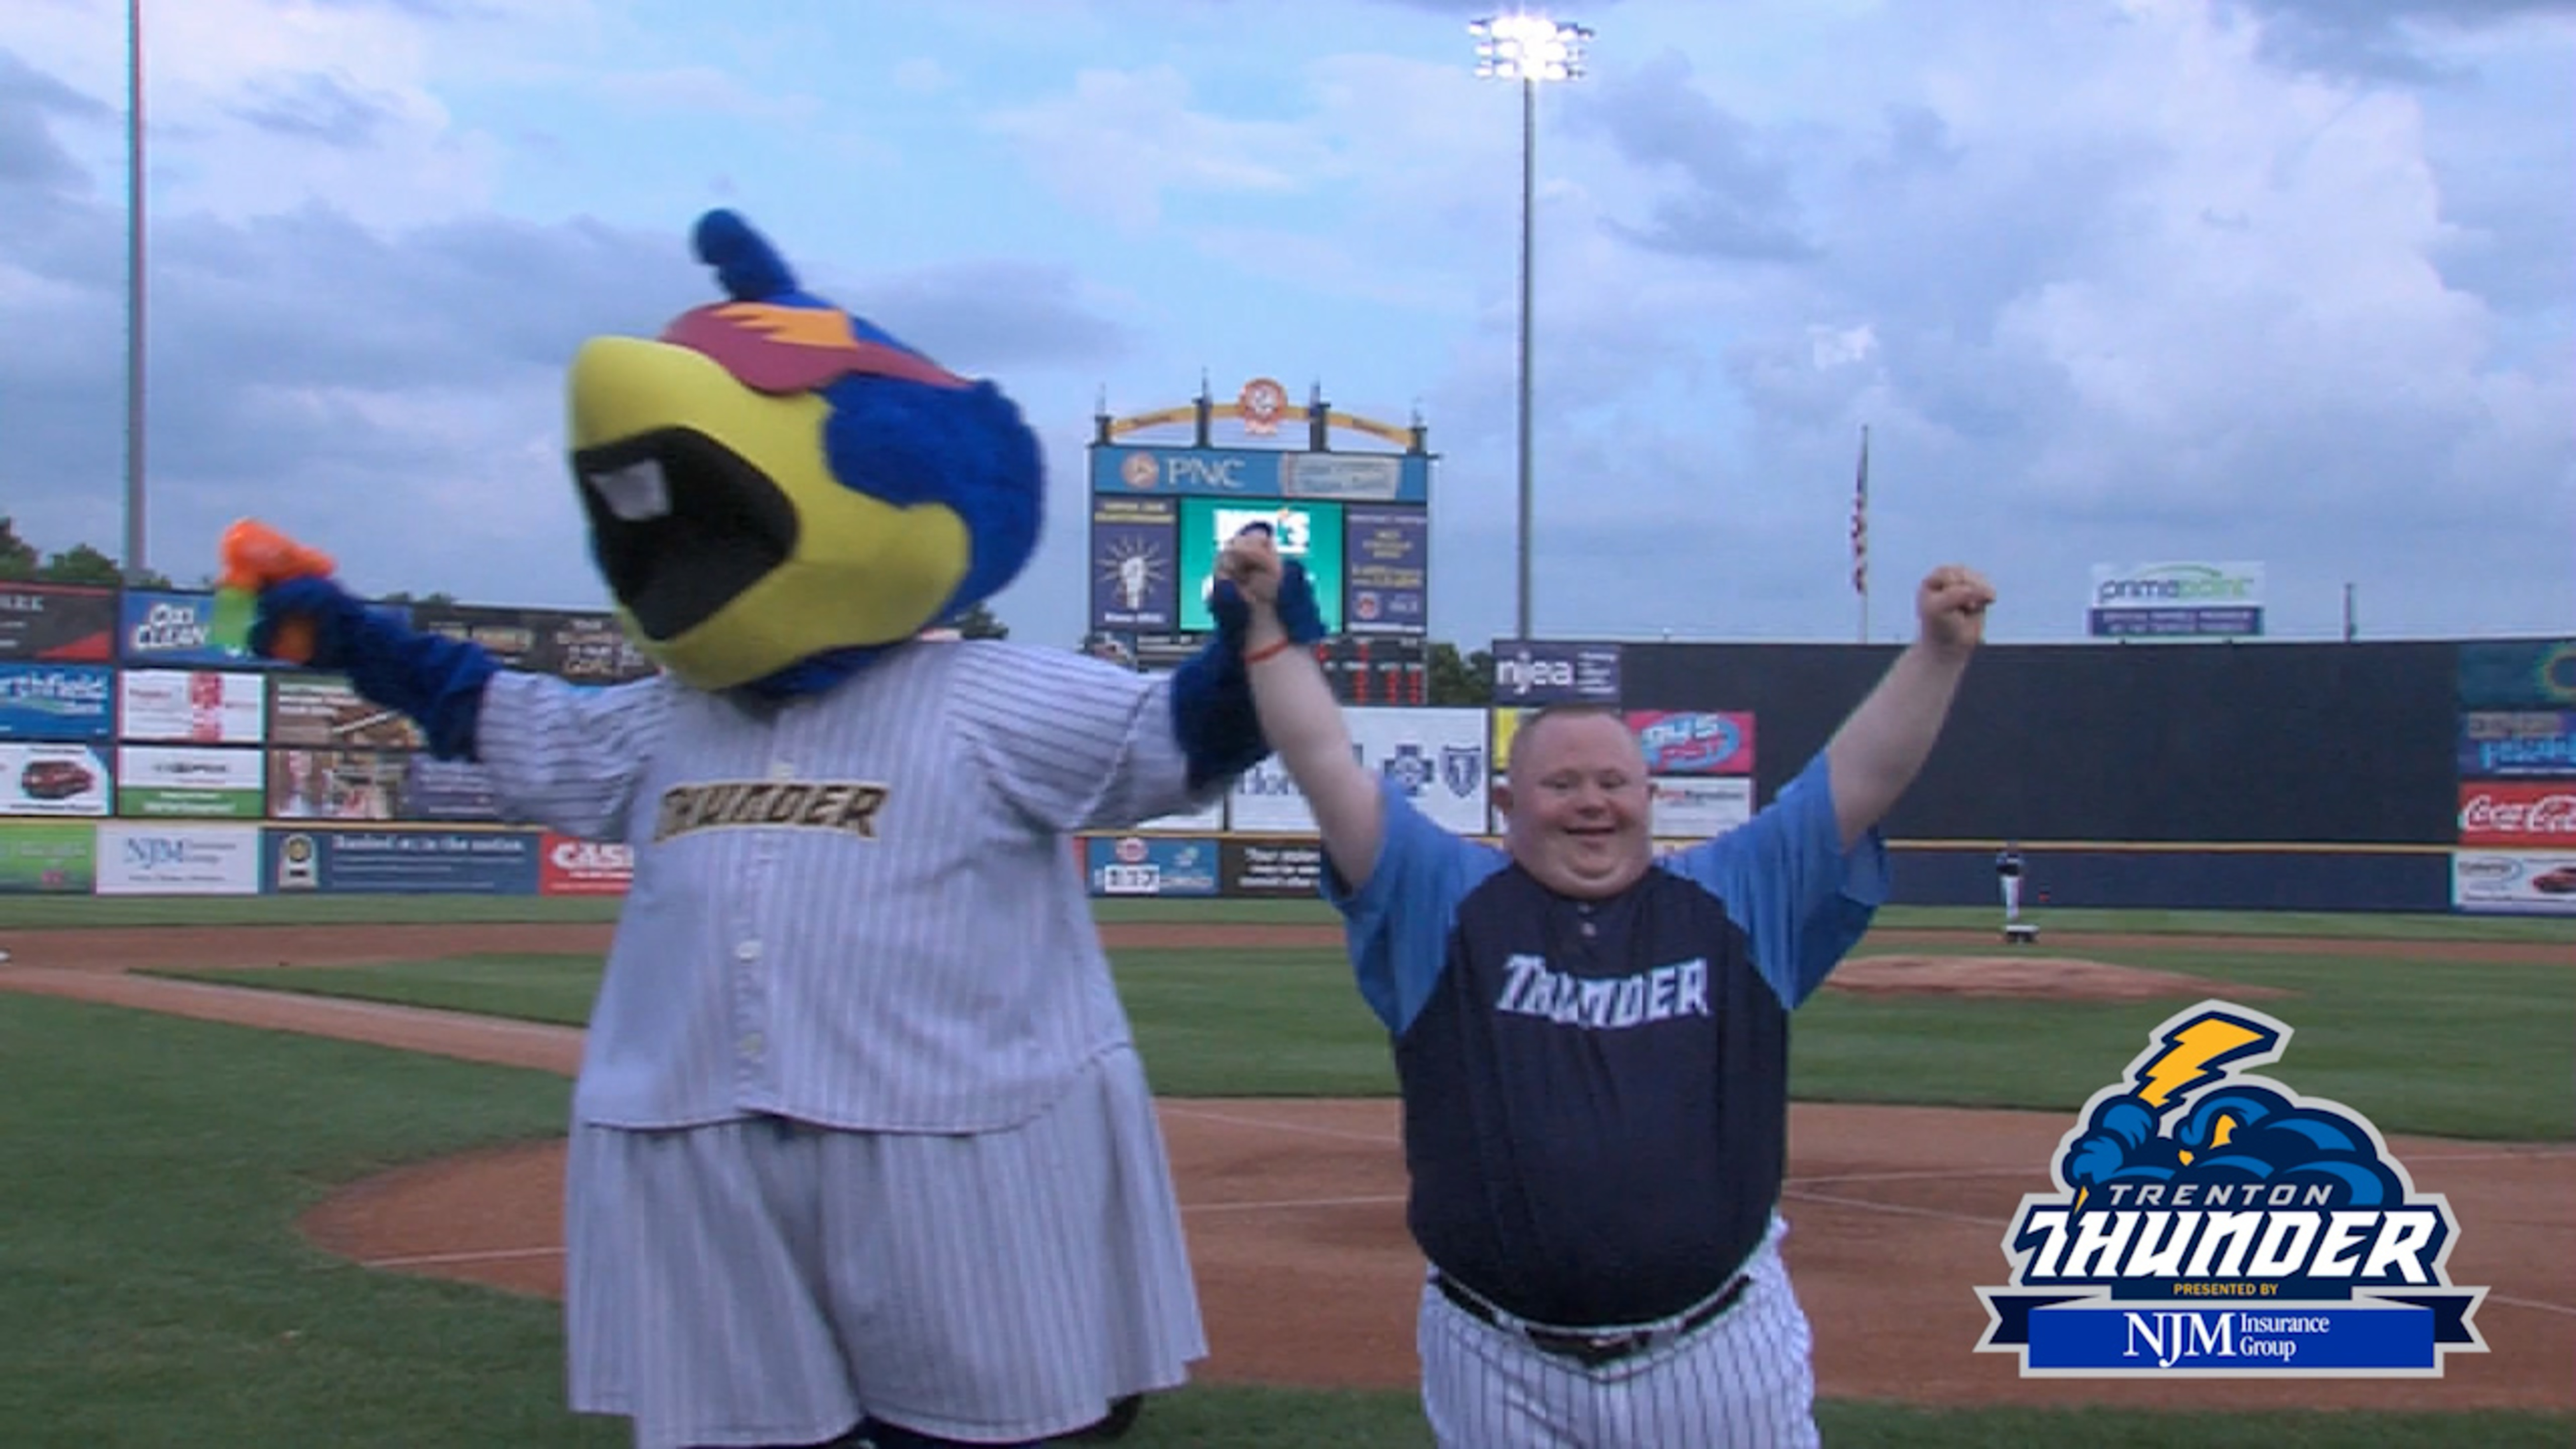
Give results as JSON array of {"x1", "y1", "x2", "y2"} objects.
[
  {"x1": 1120, "y1": 452, "x2": 1160, "y2": 490},
  {"x1": 1974, "y1": 1001, "x2": 2487, "y2": 1377}
]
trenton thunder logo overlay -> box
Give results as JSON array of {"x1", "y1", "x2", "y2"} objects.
[{"x1": 1974, "y1": 1001, "x2": 2486, "y2": 1376}]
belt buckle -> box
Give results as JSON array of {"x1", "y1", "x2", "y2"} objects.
[{"x1": 1530, "y1": 1325, "x2": 1656, "y2": 1369}]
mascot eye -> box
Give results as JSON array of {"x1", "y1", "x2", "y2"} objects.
[{"x1": 589, "y1": 459, "x2": 674, "y2": 522}]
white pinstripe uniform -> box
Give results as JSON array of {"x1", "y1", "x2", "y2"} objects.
[{"x1": 471, "y1": 638, "x2": 1211, "y2": 1449}]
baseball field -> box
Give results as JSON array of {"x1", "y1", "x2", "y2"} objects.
[{"x1": 0, "y1": 895, "x2": 2569, "y2": 1448}]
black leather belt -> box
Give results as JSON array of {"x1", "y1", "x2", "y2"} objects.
[{"x1": 1431, "y1": 1271, "x2": 1751, "y2": 1370}]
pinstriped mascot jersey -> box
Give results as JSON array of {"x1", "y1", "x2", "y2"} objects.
[
  {"x1": 1332, "y1": 752, "x2": 1889, "y2": 1328},
  {"x1": 472, "y1": 637, "x2": 1207, "y2": 1132}
]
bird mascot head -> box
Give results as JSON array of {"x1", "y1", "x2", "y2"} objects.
[{"x1": 564, "y1": 209, "x2": 1042, "y2": 695}]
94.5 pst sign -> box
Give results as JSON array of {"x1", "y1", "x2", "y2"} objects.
[{"x1": 1975, "y1": 1001, "x2": 2486, "y2": 1376}]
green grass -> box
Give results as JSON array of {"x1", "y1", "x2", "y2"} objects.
[
  {"x1": 7, "y1": 985, "x2": 2566, "y2": 1446},
  {"x1": 13, "y1": 889, "x2": 2576, "y2": 941},
  {"x1": 158, "y1": 943, "x2": 2575, "y2": 1139}
]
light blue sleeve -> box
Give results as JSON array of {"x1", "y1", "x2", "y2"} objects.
[
  {"x1": 1320, "y1": 777, "x2": 1506, "y2": 1034},
  {"x1": 1660, "y1": 751, "x2": 1891, "y2": 1009}
]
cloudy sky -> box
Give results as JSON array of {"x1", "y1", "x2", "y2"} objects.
[{"x1": 4, "y1": 0, "x2": 2569, "y2": 648}]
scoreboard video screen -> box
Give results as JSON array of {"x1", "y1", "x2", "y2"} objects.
[{"x1": 1176, "y1": 499, "x2": 1345, "y2": 636}]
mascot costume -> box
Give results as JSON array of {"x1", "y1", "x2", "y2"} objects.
[{"x1": 246, "y1": 210, "x2": 1325, "y2": 1449}]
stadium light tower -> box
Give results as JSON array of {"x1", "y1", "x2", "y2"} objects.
[{"x1": 1470, "y1": 11, "x2": 1590, "y2": 642}]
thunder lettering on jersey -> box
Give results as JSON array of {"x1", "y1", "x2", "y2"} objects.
[
  {"x1": 1328, "y1": 752, "x2": 1889, "y2": 1329},
  {"x1": 653, "y1": 779, "x2": 889, "y2": 841}
]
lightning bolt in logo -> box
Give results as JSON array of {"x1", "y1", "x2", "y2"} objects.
[{"x1": 2132, "y1": 1012, "x2": 2278, "y2": 1113}]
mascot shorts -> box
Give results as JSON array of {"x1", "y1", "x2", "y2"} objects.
[{"x1": 564, "y1": 1048, "x2": 1206, "y2": 1449}]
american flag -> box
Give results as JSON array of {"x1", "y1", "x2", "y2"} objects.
[{"x1": 1849, "y1": 426, "x2": 1870, "y2": 596}]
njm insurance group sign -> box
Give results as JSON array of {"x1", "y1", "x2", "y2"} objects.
[{"x1": 2089, "y1": 562, "x2": 2265, "y2": 639}]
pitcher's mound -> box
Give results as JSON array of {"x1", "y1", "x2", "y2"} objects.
[{"x1": 1829, "y1": 954, "x2": 2292, "y2": 1002}]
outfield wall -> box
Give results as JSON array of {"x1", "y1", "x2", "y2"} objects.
[{"x1": 1, "y1": 576, "x2": 2567, "y2": 914}]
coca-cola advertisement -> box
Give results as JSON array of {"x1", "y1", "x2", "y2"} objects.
[{"x1": 2457, "y1": 782, "x2": 2576, "y2": 848}]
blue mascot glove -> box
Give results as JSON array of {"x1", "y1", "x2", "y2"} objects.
[
  {"x1": 251, "y1": 576, "x2": 500, "y2": 761},
  {"x1": 1168, "y1": 561, "x2": 1328, "y2": 790}
]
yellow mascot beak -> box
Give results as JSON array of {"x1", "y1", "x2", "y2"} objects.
[{"x1": 565, "y1": 336, "x2": 971, "y2": 691}]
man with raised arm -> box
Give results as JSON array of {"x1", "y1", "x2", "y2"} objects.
[{"x1": 1218, "y1": 528, "x2": 1993, "y2": 1449}]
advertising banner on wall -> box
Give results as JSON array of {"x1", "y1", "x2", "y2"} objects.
[
  {"x1": 117, "y1": 590, "x2": 287, "y2": 668},
  {"x1": 115, "y1": 746, "x2": 265, "y2": 818},
  {"x1": 2452, "y1": 849, "x2": 2576, "y2": 915},
  {"x1": 1650, "y1": 776, "x2": 1755, "y2": 841},
  {"x1": 402, "y1": 755, "x2": 505, "y2": 822},
  {"x1": 2457, "y1": 639, "x2": 2576, "y2": 710},
  {"x1": 1228, "y1": 754, "x2": 1315, "y2": 835},
  {"x1": 1342, "y1": 508, "x2": 1429, "y2": 637},
  {"x1": 540, "y1": 833, "x2": 635, "y2": 896},
  {"x1": 1351, "y1": 707, "x2": 1490, "y2": 835},
  {"x1": 0, "y1": 743, "x2": 112, "y2": 817},
  {"x1": 2457, "y1": 711, "x2": 2576, "y2": 778},
  {"x1": 1628, "y1": 711, "x2": 1755, "y2": 775},
  {"x1": 0, "y1": 820, "x2": 96, "y2": 892},
  {"x1": 265, "y1": 827, "x2": 541, "y2": 894},
  {"x1": 268, "y1": 747, "x2": 407, "y2": 821},
  {"x1": 1090, "y1": 497, "x2": 1180, "y2": 633},
  {"x1": 0, "y1": 663, "x2": 114, "y2": 740},
  {"x1": 2457, "y1": 782, "x2": 2576, "y2": 849},
  {"x1": 1134, "y1": 792, "x2": 1227, "y2": 833},
  {"x1": 119, "y1": 669, "x2": 268, "y2": 744},
  {"x1": 1086, "y1": 834, "x2": 1222, "y2": 897},
  {"x1": 0, "y1": 583, "x2": 115, "y2": 662},
  {"x1": 2086, "y1": 562, "x2": 2265, "y2": 638},
  {"x1": 1221, "y1": 838, "x2": 1327, "y2": 898},
  {"x1": 268, "y1": 675, "x2": 424, "y2": 750},
  {"x1": 96, "y1": 823, "x2": 263, "y2": 895},
  {"x1": 1491, "y1": 640, "x2": 1622, "y2": 705}
]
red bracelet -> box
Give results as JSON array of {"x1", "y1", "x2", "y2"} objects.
[{"x1": 1243, "y1": 637, "x2": 1298, "y2": 665}]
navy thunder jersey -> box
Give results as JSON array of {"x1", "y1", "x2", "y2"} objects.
[{"x1": 1327, "y1": 752, "x2": 1888, "y2": 1327}]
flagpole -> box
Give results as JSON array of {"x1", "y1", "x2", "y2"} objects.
[{"x1": 1851, "y1": 425, "x2": 1870, "y2": 644}]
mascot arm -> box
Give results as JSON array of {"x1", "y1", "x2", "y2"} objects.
[
  {"x1": 1169, "y1": 563, "x2": 1326, "y2": 791},
  {"x1": 253, "y1": 576, "x2": 499, "y2": 761},
  {"x1": 953, "y1": 640, "x2": 1259, "y2": 835}
]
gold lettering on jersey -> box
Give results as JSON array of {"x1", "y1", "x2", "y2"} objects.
[{"x1": 653, "y1": 780, "x2": 889, "y2": 842}]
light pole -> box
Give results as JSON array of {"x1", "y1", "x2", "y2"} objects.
[
  {"x1": 124, "y1": 0, "x2": 148, "y2": 583},
  {"x1": 1471, "y1": 12, "x2": 1589, "y2": 643}
]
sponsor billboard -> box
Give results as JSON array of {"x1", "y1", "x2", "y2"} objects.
[
  {"x1": 96, "y1": 823, "x2": 263, "y2": 895},
  {"x1": 536, "y1": 613, "x2": 658, "y2": 684},
  {"x1": 1221, "y1": 838, "x2": 1327, "y2": 898},
  {"x1": 409, "y1": 604, "x2": 546, "y2": 670},
  {"x1": 1134, "y1": 792, "x2": 1227, "y2": 834},
  {"x1": 265, "y1": 826, "x2": 541, "y2": 894},
  {"x1": 2452, "y1": 849, "x2": 2576, "y2": 915},
  {"x1": 1491, "y1": 640, "x2": 1622, "y2": 705},
  {"x1": 1650, "y1": 776, "x2": 1754, "y2": 840},
  {"x1": 0, "y1": 663, "x2": 115, "y2": 741},
  {"x1": 115, "y1": 746, "x2": 266, "y2": 818},
  {"x1": 2457, "y1": 711, "x2": 2576, "y2": 778},
  {"x1": 268, "y1": 747, "x2": 406, "y2": 821},
  {"x1": 1092, "y1": 444, "x2": 1430, "y2": 504},
  {"x1": 1090, "y1": 496, "x2": 1181, "y2": 633},
  {"x1": 540, "y1": 833, "x2": 634, "y2": 896},
  {"x1": 268, "y1": 675, "x2": 424, "y2": 750},
  {"x1": 1628, "y1": 711, "x2": 1755, "y2": 775},
  {"x1": 1085, "y1": 834, "x2": 1222, "y2": 897},
  {"x1": 1351, "y1": 707, "x2": 1489, "y2": 835},
  {"x1": 2457, "y1": 639, "x2": 2576, "y2": 710},
  {"x1": 0, "y1": 742, "x2": 111, "y2": 817},
  {"x1": 117, "y1": 590, "x2": 287, "y2": 668},
  {"x1": 1176, "y1": 498, "x2": 1345, "y2": 636},
  {"x1": 2088, "y1": 562, "x2": 2265, "y2": 639},
  {"x1": 1342, "y1": 508, "x2": 1428, "y2": 637},
  {"x1": 118, "y1": 669, "x2": 267, "y2": 744},
  {"x1": 403, "y1": 755, "x2": 505, "y2": 822},
  {"x1": 0, "y1": 583, "x2": 115, "y2": 662},
  {"x1": 2456, "y1": 781, "x2": 2576, "y2": 848},
  {"x1": 1228, "y1": 754, "x2": 1315, "y2": 835},
  {"x1": 0, "y1": 820, "x2": 97, "y2": 892}
]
